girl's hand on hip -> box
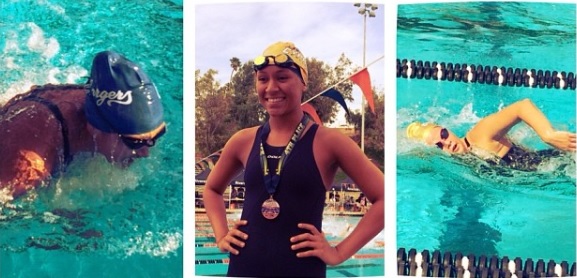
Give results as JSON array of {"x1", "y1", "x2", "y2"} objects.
[
  {"x1": 217, "y1": 220, "x2": 248, "y2": 255},
  {"x1": 290, "y1": 223, "x2": 346, "y2": 266}
]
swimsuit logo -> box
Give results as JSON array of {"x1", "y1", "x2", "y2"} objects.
[{"x1": 91, "y1": 88, "x2": 133, "y2": 106}]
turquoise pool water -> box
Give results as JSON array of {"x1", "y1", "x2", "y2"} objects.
[
  {"x1": 0, "y1": 1, "x2": 183, "y2": 277},
  {"x1": 397, "y1": 1, "x2": 576, "y2": 265},
  {"x1": 195, "y1": 212, "x2": 385, "y2": 277}
]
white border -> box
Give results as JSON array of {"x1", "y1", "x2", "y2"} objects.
[{"x1": 384, "y1": 3, "x2": 398, "y2": 278}]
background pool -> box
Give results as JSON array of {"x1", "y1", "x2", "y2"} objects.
[
  {"x1": 396, "y1": 2, "x2": 576, "y2": 265},
  {"x1": 0, "y1": 1, "x2": 183, "y2": 277}
]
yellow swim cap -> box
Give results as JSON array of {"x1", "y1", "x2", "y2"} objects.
[
  {"x1": 259, "y1": 41, "x2": 308, "y2": 85},
  {"x1": 406, "y1": 122, "x2": 439, "y2": 143}
]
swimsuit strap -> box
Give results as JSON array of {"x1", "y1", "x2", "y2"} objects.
[{"x1": 22, "y1": 94, "x2": 73, "y2": 167}]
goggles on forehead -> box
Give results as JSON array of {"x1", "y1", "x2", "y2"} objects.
[
  {"x1": 253, "y1": 54, "x2": 297, "y2": 71},
  {"x1": 119, "y1": 126, "x2": 166, "y2": 150}
]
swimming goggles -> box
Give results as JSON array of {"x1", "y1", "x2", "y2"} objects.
[
  {"x1": 120, "y1": 126, "x2": 166, "y2": 149},
  {"x1": 435, "y1": 128, "x2": 449, "y2": 149},
  {"x1": 253, "y1": 54, "x2": 297, "y2": 71}
]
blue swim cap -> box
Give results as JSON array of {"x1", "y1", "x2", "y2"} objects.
[{"x1": 84, "y1": 50, "x2": 164, "y2": 135}]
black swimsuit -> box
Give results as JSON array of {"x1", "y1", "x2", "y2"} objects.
[
  {"x1": 500, "y1": 144, "x2": 563, "y2": 171},
  {"x1": 1, "y1": 89, "x2": 73, "y2": 167},
  {"x1": 465, "y1": 137, "x2": 563, "y2": 171},
  {"x1": 227, "y1": 124, "x2": 326, "y2": 277}
]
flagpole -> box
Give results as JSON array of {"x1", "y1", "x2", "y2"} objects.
[
  {"x1": 301, "y1": 55, "x2": 383, "y2": 105},
  {"x1": 361, "y1": 6, "x2": 367, "y2": 152},
  {"x1": 354, "y1": 3, "x2": 378, "y2": 152}
]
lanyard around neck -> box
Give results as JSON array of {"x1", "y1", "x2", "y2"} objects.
[{"x1": 259, "y1": 113, "x2": 309, "y2": 195}]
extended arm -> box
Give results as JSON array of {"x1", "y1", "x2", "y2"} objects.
[{"x1": 470, "y1": 98, "x2": 576, "y2": 151}]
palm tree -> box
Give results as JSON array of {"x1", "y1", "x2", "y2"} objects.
[{"x1": 229, "y1": 57, "x2": 241, "y2": 87}]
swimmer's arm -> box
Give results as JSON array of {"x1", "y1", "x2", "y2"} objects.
[
  {"x1": 203, "y1": 129, "x2": 250, "y2": 242},
  {"x1": 1, "y1": 150, "x2": 50, "y2": 198},
  {"x1": 330, "y1": 132, "x2": 385, "y2": 263},
  {"x1": 472, "y1": 99, "x2": 575, "y2": 151}
]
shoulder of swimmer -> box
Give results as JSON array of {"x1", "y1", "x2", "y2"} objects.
[{"x1": 464, "y1": 130, "x2": 513, "y2": 158}]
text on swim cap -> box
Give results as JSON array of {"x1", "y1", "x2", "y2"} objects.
[
  {"x1": 91, "y1": 88, "x2": 133, "y2": 106},
  {"x1": 282, "y1": 47, "x2": 306, "y2": 68}
]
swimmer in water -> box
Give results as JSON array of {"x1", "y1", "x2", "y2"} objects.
[
  {"x1": 406, "y1": 99, "x2": 575, "y2": 171},
  {"x1": 0, "y1": 51, "x2": 166, "y2": 199}
]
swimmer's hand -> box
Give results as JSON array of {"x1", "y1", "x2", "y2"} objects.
[
  {"x1": 290, "y1": 223, "x2": 346, "y2": 266},
  {"x1": 216, "y1": 220, "x2": 248, "y2": 255},
  {"x1": 544, "y1": 131, "x2": 576, "y2": 152}
]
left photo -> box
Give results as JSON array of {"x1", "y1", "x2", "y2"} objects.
[
  {"x1": 195, "y1": 2, "x2": 385, "y2": 277},
  {"x1": 0, "y1": 1, "x2": 183, "y2": 277}
]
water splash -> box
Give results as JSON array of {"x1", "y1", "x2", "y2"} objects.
[
  {"x1": 1, "y1": 22, "x2": 88, "y2": 105},
  {"x1": 42, "y1": 154, "x2": 140, "y2": 210},
  {"x1": 25, "y1": 22, "x2": 60, "y2": 59},
  {"x1": 123, "y1": 231, "x2": 182, "y2": 258}
]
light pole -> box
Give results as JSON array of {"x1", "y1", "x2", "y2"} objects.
[{"x1": 354, "y1": 3, "x2": 377, "y2": 152}]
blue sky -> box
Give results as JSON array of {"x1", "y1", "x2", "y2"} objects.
[{"x1": 194, "y1": 2, "x2": 385, "y2": 125}]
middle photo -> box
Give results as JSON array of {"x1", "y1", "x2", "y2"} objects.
[{"x1": 194, "y1": 2, "x2": 385, "y2": 277}]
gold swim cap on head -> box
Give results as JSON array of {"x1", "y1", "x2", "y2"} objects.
[
  {"x1": 260, "y1": 41, "x2": 308, "y2": 85},
  {"x1": 406, "y1": 122, "x2": 439, "y2": 143}
]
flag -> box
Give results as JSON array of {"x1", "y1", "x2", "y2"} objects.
[
  {"x1": 349, "y1": 68, "x2": 375, "y2": 113},
  {"x1": 301, "y1": 103, "x2": 323, "y2": 126},
  {"x1": 321, "y1": 88, "x2": 351, "y2": 118}
]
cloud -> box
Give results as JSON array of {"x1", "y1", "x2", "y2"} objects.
[{"x1": 195, "y1": 2, "x2": 384, "y2": 88}]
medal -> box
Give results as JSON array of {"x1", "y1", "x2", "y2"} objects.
[
  {"x1": 261, "y1": 196, "x2": 280, "y2": 219},
  {"x1": 259, "y1": 113, "x2": 309, "y2": 220}
]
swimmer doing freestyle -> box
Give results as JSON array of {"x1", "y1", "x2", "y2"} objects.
[{"x1": 406, "y1": 98, "x2": 575, "y2": 171}]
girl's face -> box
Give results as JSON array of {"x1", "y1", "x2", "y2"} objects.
[
  {"x1": 89, "y1": 126, "x2": 152, "y2": 168},
  {"x1": 255, "y1": 65, "x2": 305, "y2": 117},
  {"x1": 425, "y1": 126, "x2": 468, "y2": 154}
]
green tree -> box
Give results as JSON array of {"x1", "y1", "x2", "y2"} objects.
[
  {"x1": 304, "y1": 54, "x2": 356, "y2": 125},
  {"x1": 349, "y1": 88, "x2": 384, "y2": 170},
  {"x1": 230, "y1": 57, "x2": 241, "y2": 73},
  {"x1": 229, "y1": 57, "x2": 241, "y2": 90},
  {"x1": 195, "y1": 69, "x2": 236, "y2": 156},
  {"x1": 305, "y1": 58, "x2": 339, "y2": 124},
  {"x1": 229, "y1": 62, "x2": 264, "y2": 129}
]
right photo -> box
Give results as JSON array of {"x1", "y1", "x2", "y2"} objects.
[{"x1": 395, "y1": 2, "x2": 576, "y2": 278}]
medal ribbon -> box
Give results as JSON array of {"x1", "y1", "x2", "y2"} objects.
[{"x1": 259, "y1": 113, "x2": 309, "y2": 196}]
